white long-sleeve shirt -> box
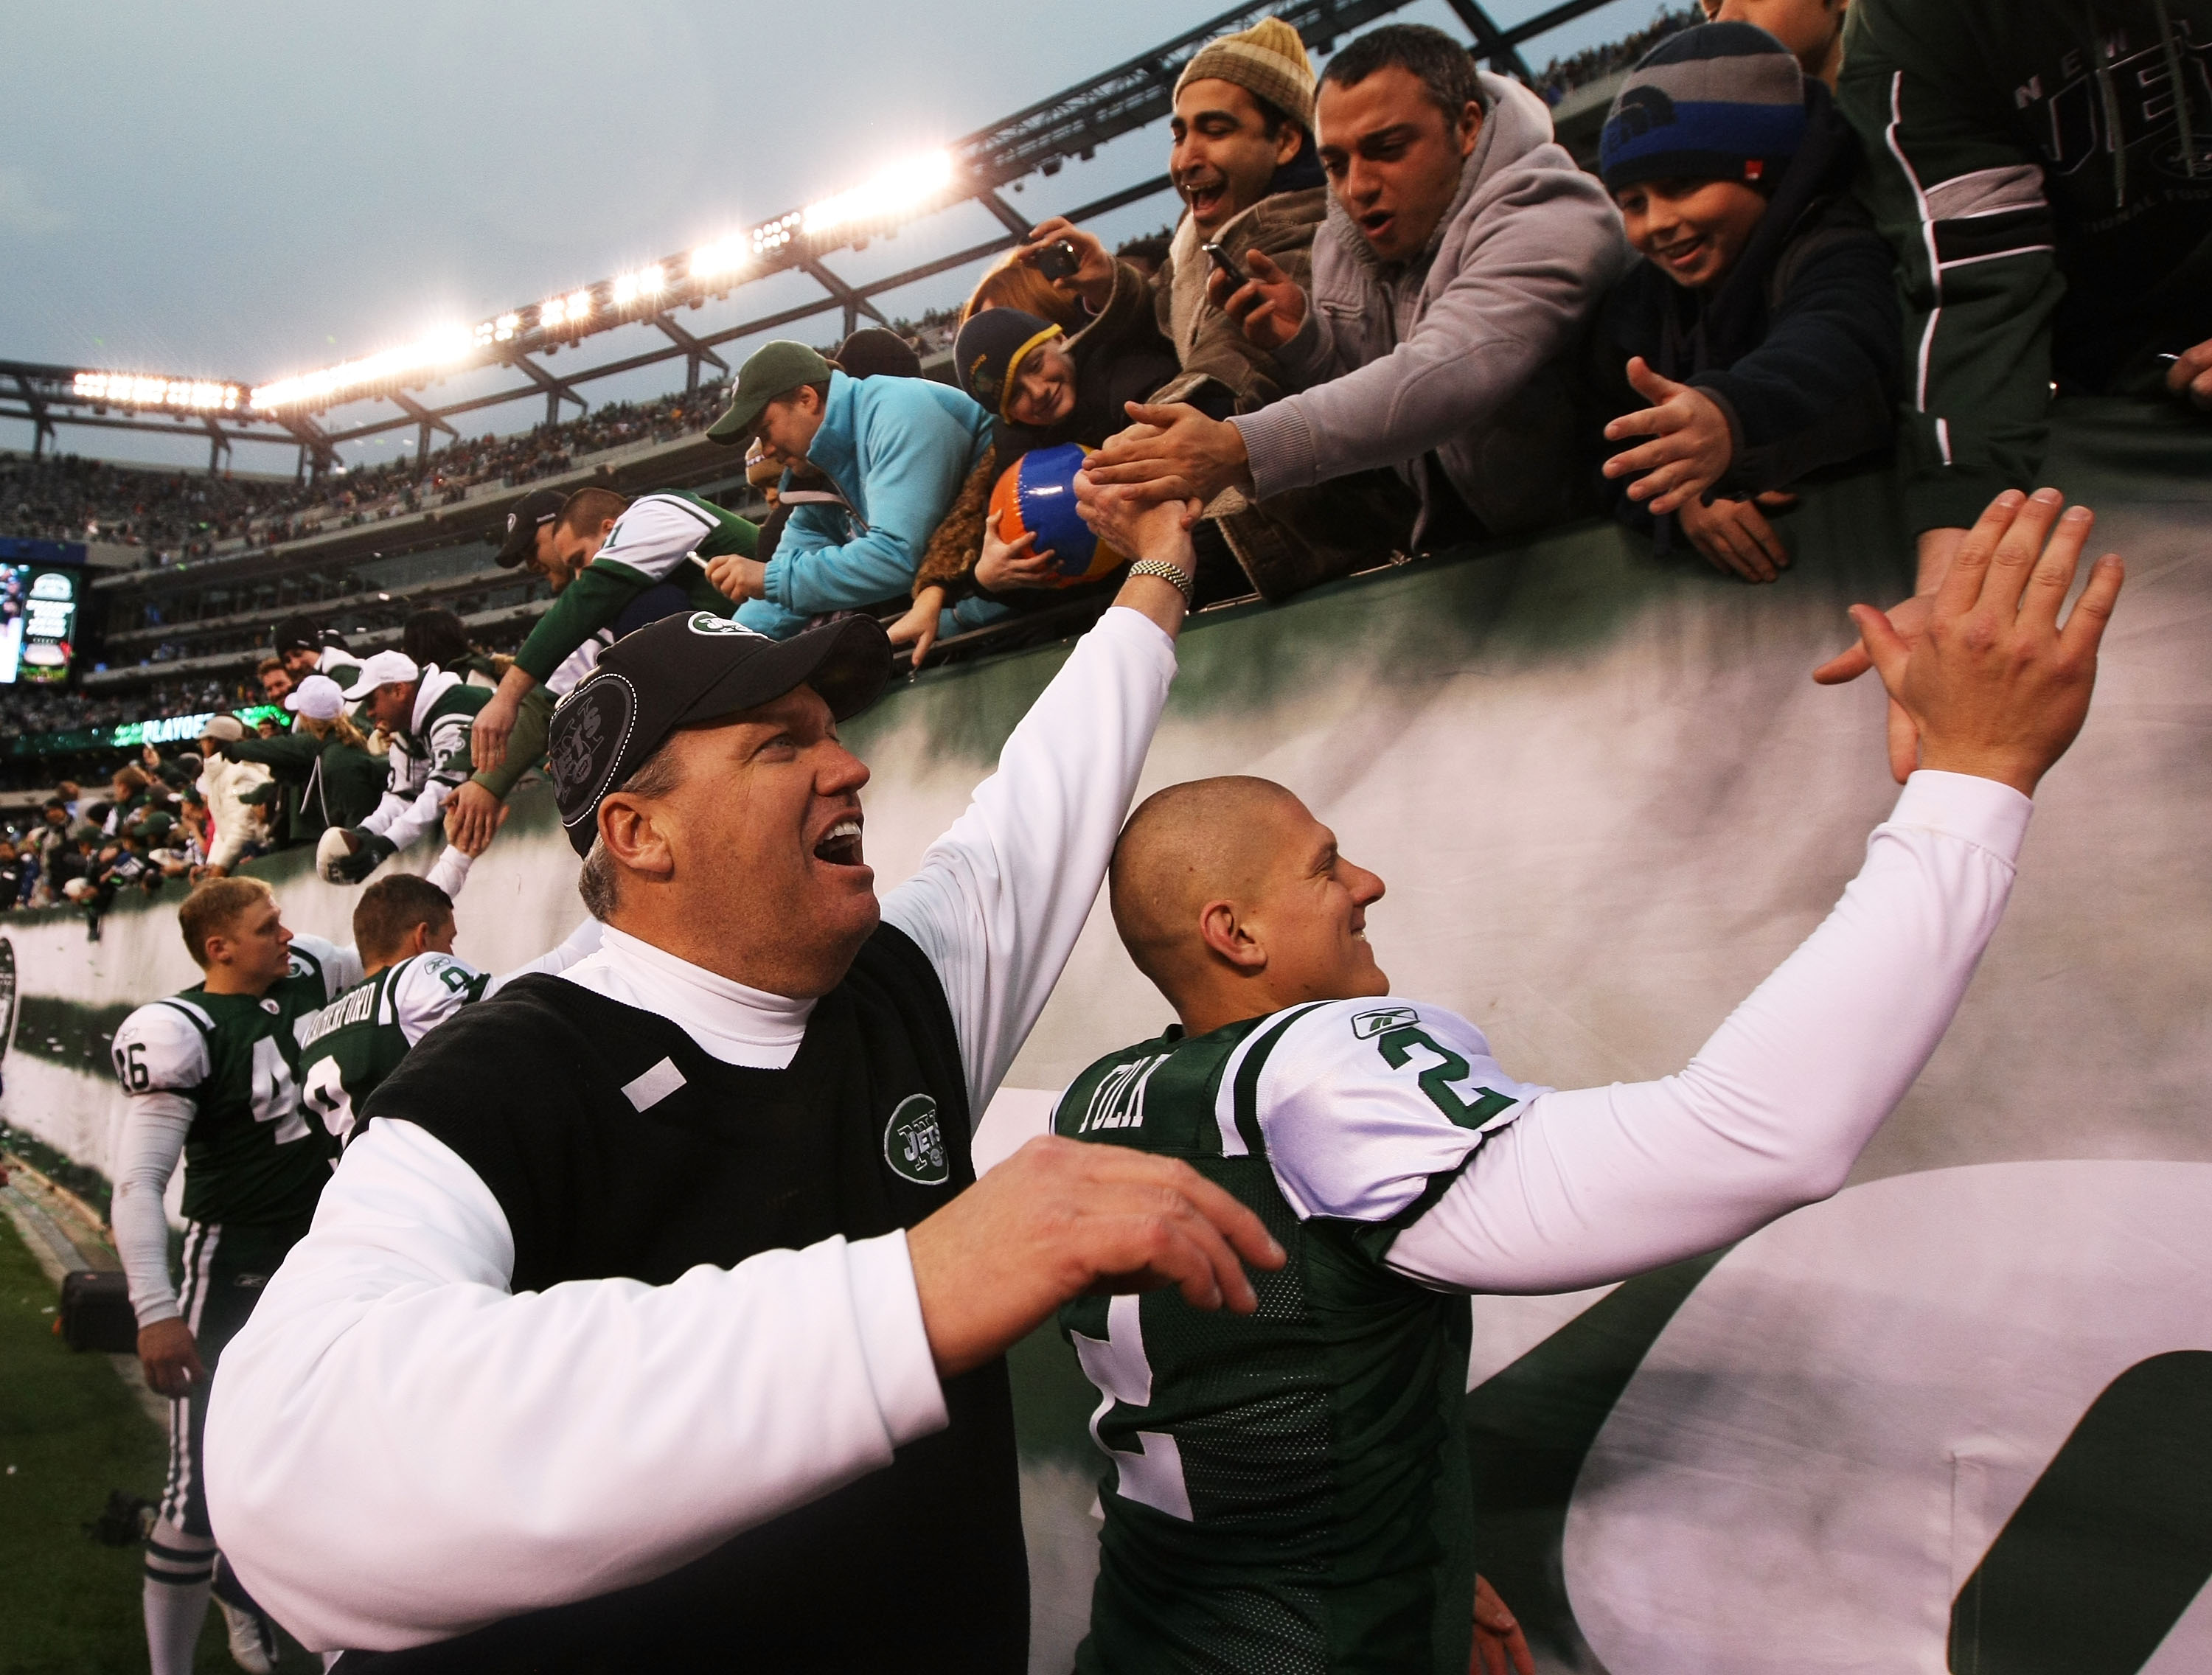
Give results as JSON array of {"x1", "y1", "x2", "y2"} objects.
[
  {"x1": 204, "y1": 605, "x2": 1178, "y2": 1654},
  {"x1": 1203, "y1": 772, "x2": 2031, "y2": 1295}
]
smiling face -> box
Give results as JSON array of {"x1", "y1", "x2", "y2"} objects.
[
  {"x1": 1235, "y1": 797, "x2": 1390, "y2": 1006},
  {"x1": 1006, "y1": 339, "x2": 1079, "y2": 430},
  {"x1": 1316, "y1": 65, "x2": 1483, "y2": 265},
  {"x1": 1171, "y1": 77, "x2": 1307, "y2": 237},
  {"x1": 1110, "y1": 776, "x2": 1388, "y2": 1035},
  {"x1": 597, "y1": 683, "x2": 876, "y2": 998},
  {"x1": 1615, "y1": 175, "x2": 1770, "y2": 290},
  {"x1": 259, "y1": 665, "x2": 293, "y2": 703}
]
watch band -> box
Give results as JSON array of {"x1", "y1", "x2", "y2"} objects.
[{"x1": 1127, "y1": 557, "x2": 1196, "y2": 606}]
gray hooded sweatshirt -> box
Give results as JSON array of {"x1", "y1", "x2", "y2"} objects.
[{"x1": 1234, "y1": 72, "x2": 1629, "y2": 540}]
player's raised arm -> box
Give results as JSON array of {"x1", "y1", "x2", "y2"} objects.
[
  {"x1": 880, "y1": 483, "x2": 1198, "y2": 1121},
  {"x1": 1385, "y1": 490, "x2": 2123, "y2": 1292}
]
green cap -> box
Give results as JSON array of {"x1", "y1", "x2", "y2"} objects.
[{"x1": 707, "y1": 341, "x2": 837, "y2": 446}]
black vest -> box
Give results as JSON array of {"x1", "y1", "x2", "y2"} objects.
[{"x1": 337, "y1": 926, "x2": 1027, "y2": 1674}]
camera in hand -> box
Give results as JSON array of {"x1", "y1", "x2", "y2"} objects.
[{"x1": 1030, "y1": 240, "x2": 1081, "y2": 282}]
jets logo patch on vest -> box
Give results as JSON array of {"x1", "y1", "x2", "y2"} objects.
[{"x1": 884, "y1": 1093, "x2": 948, "y2": 1185}]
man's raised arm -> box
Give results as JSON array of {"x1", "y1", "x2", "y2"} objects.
[
  {"x1": 881, "y1": 488, "x2": 1195, "y2": 1120},
  {"x1": 1386, "y1": 490, "x2": 2124, "y2": 1292}
]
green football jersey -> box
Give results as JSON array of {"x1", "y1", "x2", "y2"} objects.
[
  {"x1": 1054, "y1": 997, "x2": 1541, "y2": 1675},
  {"x1": 296, "y1": 951, "x2": 490, "y2": 1146},
  {"x1": 110, "y1": 935, "x2": 362, "y2": 1225}
]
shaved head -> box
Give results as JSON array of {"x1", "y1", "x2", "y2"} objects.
[{"x1": 1110, "y1": 776, "x2": 1390, "y2": 1031}]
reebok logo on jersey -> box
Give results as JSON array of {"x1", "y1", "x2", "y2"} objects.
[
  {"x1": 1350, "y1": 1006, "x2": 1418, "y2": 1040},
  {"x1": 1078, "y1": 1054, "x2": 1169, "y2": 1135},
  {"x1": 884, "y1": 1093, "x2": 949, "y2": 1185}
]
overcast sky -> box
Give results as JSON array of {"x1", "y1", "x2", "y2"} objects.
[{"x1": 4, "y1": 0, "x2": 1657, "y2": 473}]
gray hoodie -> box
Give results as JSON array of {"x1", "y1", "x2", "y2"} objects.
[{"x1": 1234, "y1": 72, "x2": 1629, "y2": 540}]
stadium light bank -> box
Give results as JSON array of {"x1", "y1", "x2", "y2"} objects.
[
  {"x1": 248, "y1": 148, "x2": 959, "y2": 417},
  {"x1": 71, "y1": 372, "x2": 244, "y2": 414}
]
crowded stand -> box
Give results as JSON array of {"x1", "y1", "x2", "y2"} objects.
[{"x1": 0, "y1": 4, "x2": 2204, "y2": 1672}]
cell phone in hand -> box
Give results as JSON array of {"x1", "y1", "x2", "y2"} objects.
[
  {"x1": 1030, "y1": 240, "x2": 1080, "y2": 282},
  {"x1": 1200, "y1": 241, "x2": 1248, "y2": 285}
]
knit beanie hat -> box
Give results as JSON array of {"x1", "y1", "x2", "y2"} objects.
[
  {"x1": 1599, "y1": 22, "x2": 1806, "y2": 194},
  {"x1": 1175, "y1": 15, "x2": 1317, "y2": 129},
  {"x1": 953, "y1": 308, "x2": 1064, "y2": 422}
]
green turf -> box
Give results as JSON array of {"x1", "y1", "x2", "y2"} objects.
[{"x1": 0, "y1": 1213, "x2": 319, "y2": 1674}]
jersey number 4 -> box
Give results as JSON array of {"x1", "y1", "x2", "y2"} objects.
[{"x1": 250, "y1": 1036, "x2": 310, "y2": 1145}]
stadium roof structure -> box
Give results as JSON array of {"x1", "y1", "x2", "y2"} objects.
[{"x1": 0, "y1": 0, "x2": 1623, "y2": 476}]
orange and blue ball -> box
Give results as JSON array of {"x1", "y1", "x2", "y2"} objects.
[{"x1": 988, "y1": 444, "x2": 1126, "y2": 587}]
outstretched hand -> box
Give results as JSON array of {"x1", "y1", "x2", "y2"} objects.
[
  {"x1": 1603, "y1": 358, "x2": 1735, "y2": 515},
  {"x1": 906, "y1": 1135, "x2": 1284, "y2": 1379},
  {"x1": 1838, "y1": 488, "x2": 2122, "y2": 795},
  {"x1": 1082, "y1": 403, "x2": 1251, "y2": 507},
  {"x1": 1208, "y1": 248, "x2": 1307, "y2": 352}
]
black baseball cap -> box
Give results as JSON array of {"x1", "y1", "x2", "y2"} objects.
[
  {"x1": 272, "y1": 614, "x2": 324, "y2": 654},
  {"x1": 547, "y1": 610, "x2": 892, "y2": 857},
  {"x1": 495, "y1": 488, "x2": 568, "y2": 568}
]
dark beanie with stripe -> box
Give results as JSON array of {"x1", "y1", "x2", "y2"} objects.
[
  {"x1": 1599, "y1": 21, "x2": 1807, "y2": 194},
  {"x1": 953, "y1": 308, "x2": 1063, "y2": 421}
]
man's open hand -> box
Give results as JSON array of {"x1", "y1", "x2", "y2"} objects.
[
  {"x1": 1604, "y1": 358, "x2": 1736, "y2": 515},
  {"x1": 1076, "y1": 471, "x2": 1200, "y2": 563},
  {"x1": 139, "y1": 1317, "x2": 204, "y2": 1399},
  {"x1": 1209, "y1": 248, "x2": 1307, "y2": 352},
  {"x1": 1841, "y1": 488, "x2": 2122, "y2": 796},
  {"x1": 905, "y1": 1135, "x2": 1284, "y2": 1379},
  {"x1": 1082, "y1": 403, "x2": 1252, "y2": 507}
]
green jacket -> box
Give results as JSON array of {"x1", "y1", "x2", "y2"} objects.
[
  {"x1": 514, "y1": 490, "x2": 756, "y2": 683},
  {"x1": 221, "y1": 733, "x2": 388, "y2": 846},
  {"x1": 1840, "y1": 0, "x2": 2212, "y2": 532}
]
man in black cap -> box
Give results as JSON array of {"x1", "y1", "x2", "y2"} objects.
[
  {"x1": 204, "y1": 493, "x2": 1272, "y2": 1673},
  {"x1": 445, "y1": 487, "x2": 618, "y2": 852},
  {"x1": 468, "y1": 482, "x2": 758, "y2": 787},
  {"x1": 271, "y1": 616, "x2": 361, "y2": 696}
]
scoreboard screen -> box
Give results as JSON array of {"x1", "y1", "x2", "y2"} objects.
[{"x1": 0, "y1": 563, "x2": 83, "y2": 685}]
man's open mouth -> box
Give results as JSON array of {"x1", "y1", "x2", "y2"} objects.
[
  {"x1": 1359, "y1": 209, "x2": 1394, "y2": 242},
  {"x1": 1181, "y1": 175, "x2": 1225, "y2": 219},
  {"x1": 813, "y1": 818, "x2": 865, "y2": 868}
]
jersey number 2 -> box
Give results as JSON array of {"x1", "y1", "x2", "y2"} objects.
[
  {"x1": 1377, "y1": 1026, "x2": 1517, "y2": 1130},
  {"x1": 1070, "y1": 1295, "x2": 1195, "y2": 1522},
  {"x1": 250, "y1": 1036, "x2": 308, "y2": 1145}
]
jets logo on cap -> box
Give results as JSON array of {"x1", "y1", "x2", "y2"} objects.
[
  {"x1": 549, "y1": 675, "x2": 638, "y2": 831},
  {"x1": 687, "y1": 613, "x2": 768, "y2": 638}
]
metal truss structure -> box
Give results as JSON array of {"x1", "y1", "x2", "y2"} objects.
[{"x1": 0, "y1": 0, "x2": 1621, "y2": 479}]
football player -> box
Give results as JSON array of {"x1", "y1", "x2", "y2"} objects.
[
  {"x1": 109, "y1": 877, "x2": 365, "y2": 1675},
  {"x1": 1053, "y1": 490, "x2": 2121, "y2": 1671},
  {"x1": 296, "y1": 867, "x2": 602, "y2": 1146}
]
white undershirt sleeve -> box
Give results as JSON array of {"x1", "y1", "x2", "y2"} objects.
[
  {"x1": 1386, "y1": 771, "x2": 2032, "y2": 1293},
  {"x1": 423, "y1": 844, "x2": 471, "y2": 899},
  {"x1": 204, "y1": 1117, "x2": 948, "y2": 1654},
  {"x1": 111, "y1": 1091, "x2": 195, "y2": 1328},
  {"x1": 880, "y1": 606, "x2": 1176, "y2": 1124},
  {"x1": 488, "y1": 915, "x2": 605, "y2": 995}
]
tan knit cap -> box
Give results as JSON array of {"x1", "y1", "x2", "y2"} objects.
[{"x1": 1173, "y1": 15, "x2": 1317, "y2": 129}]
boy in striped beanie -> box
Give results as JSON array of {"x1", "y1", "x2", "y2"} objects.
[{"x1": 1590, "y1": 21, "x2": 1900, "y2": 582}]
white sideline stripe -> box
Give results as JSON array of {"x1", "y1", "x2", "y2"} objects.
[{"x1": 619, "y1": 1057, "x2": 686, "y2": 1112}]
